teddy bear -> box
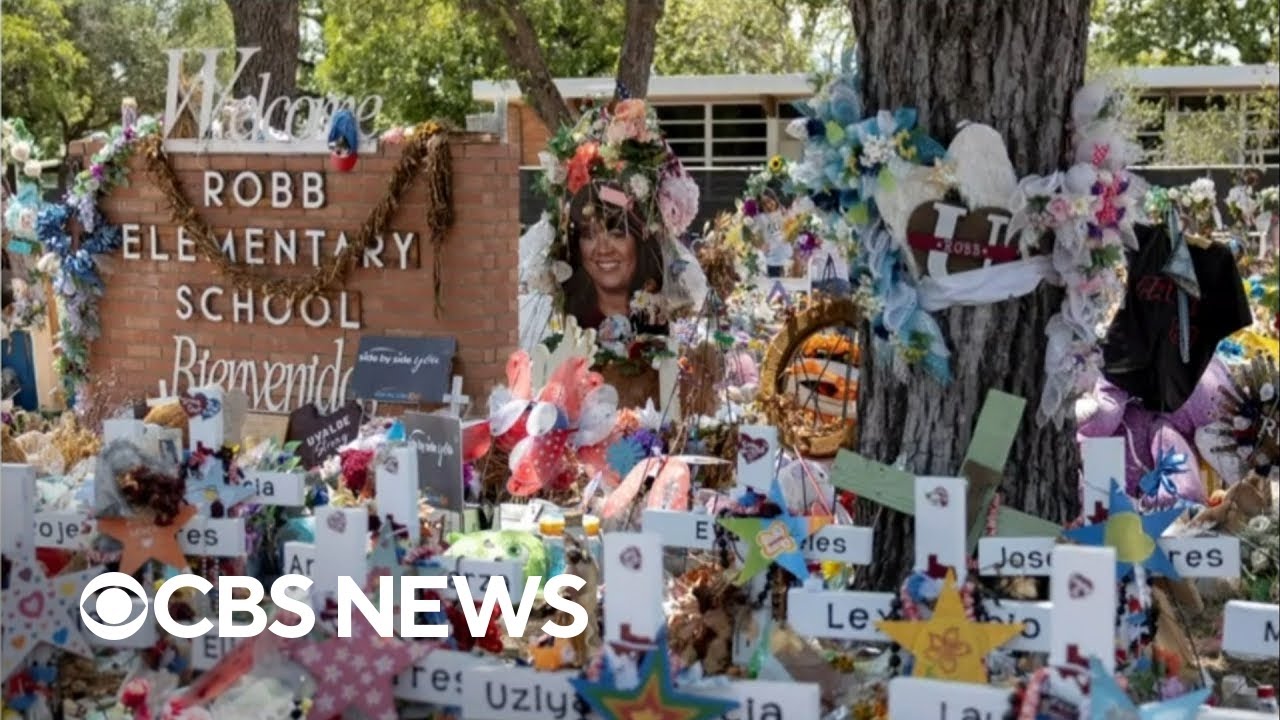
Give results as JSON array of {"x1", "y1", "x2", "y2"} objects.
[{"x1": 1076, "y1": 356, "x2": 1238, "y2": 504}]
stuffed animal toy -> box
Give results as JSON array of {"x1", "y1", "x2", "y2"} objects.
[
  {"x1": 443, "y1": 529, "x2": 549, "y2": 583},
  {"x1": 1077, "y1": 356, "x2": 1238, "y2": 504}
]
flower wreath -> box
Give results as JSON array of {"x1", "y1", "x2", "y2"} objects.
[
  {"x1": 521, "y1": 96, "x2": 708, "y2": 370},
  {"x1": 784, "y1": 59, "x2": 952, "y2": 381}
]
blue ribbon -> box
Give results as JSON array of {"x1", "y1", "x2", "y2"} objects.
[{"x1": 1138, "y1": 446, "x2": 1188, "y2": 499}]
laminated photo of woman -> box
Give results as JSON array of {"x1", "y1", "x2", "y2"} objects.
[{"x1": 561, "y1": 184, "x2": 669, "y2": 336}]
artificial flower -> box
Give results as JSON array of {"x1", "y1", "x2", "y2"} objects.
[
  {"x1": 1047, "y1": 195, "x2": 1075, "y2": 223},
  {"x1": 9, "y1": 141, "x2": 31, "y2": 163},
  {"x1": 552, "y1": 260, "x2": 573, "y2": 283},
  {"x1": 658, "y1": 173, "x2": 700, "y2": 236},
  {"x1": 767, "y1": 155, "x2": 785, "y2": 174},
  {"x1": 605, "y1": 99, "x2": 652, "y2": 144},
  {"x1": 628, "y1": 173, "x2": 650, "y2": 200},
  {"x1": 36, "y1": 252, "x2": 61, "y2": 275},
  {"x1": 22, "y1": 160, "x2": 41, "y2": 178},
  {"x1": 565, "y1": 141, "x2": 601, "y2": 194}
]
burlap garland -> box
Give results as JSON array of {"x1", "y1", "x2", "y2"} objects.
[{"x1": 137, "y1": 122, "x2": 453, "y2": 312}]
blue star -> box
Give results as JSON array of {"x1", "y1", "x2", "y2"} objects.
[
  {"x1": 184, "y1": 456, "x2": 255, "y2": 511},
  {"x1": 1087, "y1": 656, "x2": 1208, "y2": 720},
  {"x1": 717, "y1": 478, "x2": 830, "y2": 583},
  {"x1": 1063, "y1": 480, "x2": 1183, "y2": 580}
]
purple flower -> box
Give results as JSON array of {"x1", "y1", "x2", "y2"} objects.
[
  {"x1": 742, "y1": 199, "x2": 759, "y2": 217},
  {"x1": 91, "y1": 164, "x2": 105, "y2": 180},
  {"x1": 795, "y1": 231, "x2": 821, "y2": 260},
  {"x1": 631, "y1": 429, "x2": 665, "y2": 455}
]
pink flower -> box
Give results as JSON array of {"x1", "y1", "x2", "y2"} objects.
[
  {"x1": 1047, "y1": 195, "x2": 1074, "y2": 223},
  {"x1": 658, "y1": 172, "x2": 699, "y2": 235},
  {"x1": 605, "y1": 99, "x2": 653, "y2": 144}
]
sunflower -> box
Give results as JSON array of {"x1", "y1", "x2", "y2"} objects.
[{"x1": 767, "y1": 155, "x2": 786, "y2": 174}]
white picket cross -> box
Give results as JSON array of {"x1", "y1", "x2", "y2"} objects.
[{"x1": 441, "y1": 375, "x2": 470, "y2": 417}]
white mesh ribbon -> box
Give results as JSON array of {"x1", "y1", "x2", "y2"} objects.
[{"x1": 661, "y1": 237, "x2": 708, "y2": 318}]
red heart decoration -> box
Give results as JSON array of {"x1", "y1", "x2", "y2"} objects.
[
  {"x1": 179, "y1": 393, "x2": 207, "y2": 418},
  {"x1": 326, "y1": 512, "x2": 347, "y2": 534},
  {"x1": 738, "y1": 434, "x2": 770, "y2": 464},
  {"x1": 18, "y1": 591, "x2": 44, "y2": 619},
  {"x1": 1068, "y1": 572, "x2": 1094, "y2": 599}
]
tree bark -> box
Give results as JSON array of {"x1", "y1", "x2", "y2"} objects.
[
  {"x1": 225, "y1": 0, "x2": 300, "y2": 127},
  {"x1": 616, "y1": 0, "x2": 665, "y2": 99},
  {"x1": 464, "y1": 0, "x2": 577, "y2": 132},
  {"x1": 847, "y1": 0, "x2": 1090, "y2": 590}
]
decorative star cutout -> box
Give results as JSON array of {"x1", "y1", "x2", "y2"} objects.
[
  {"x1": 1087, "y1": 656, "x2": 1208, "y2": 720},
  {"x1": 1063, "y1": 480, "x2": 1183, "y2": 580},
  {"x1": 571, "y1": 630, "x2": 739, "y2": 720},
  {"x1": 2, "y1": 549, "x2": 101, "y2": 680},
  {"x1": 286, "y1": 614, "x2": 426, "y2": 720},
  {"x1": 97, "y1": 504, "x2": 198, "y2": 575},
  {"x1": 717, "y1": 478, "x2": 831, "y2": 583},
  {"x1": 184, "y1": 456, "x2": 255, "y2": 511},
  {"x1": 875, "y1": 570, "x2": 1024, "y2": 683}
]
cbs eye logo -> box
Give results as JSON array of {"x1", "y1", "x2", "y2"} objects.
[{"x1": 79, "y1": 572, "x2": 149, "y2": 640}]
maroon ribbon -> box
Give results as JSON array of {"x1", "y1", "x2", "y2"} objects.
[{"x1": 907, "y1": 232, "x2": 1020, "y2": 264}]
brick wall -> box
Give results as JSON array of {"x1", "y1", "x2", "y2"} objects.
[{"x1": 79, "y1": 133, "x2": 520, "y2": 414}]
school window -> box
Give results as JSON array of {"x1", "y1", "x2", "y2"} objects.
[{"x1": 655, "y1": 103, "x2": 771, "y2": 169}]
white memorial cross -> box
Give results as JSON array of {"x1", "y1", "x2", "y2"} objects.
[
  {"x1": 1221, "y1": 600, "x2": 1280, "y2": 660},
  {"x1": 977, "y1": 436, "x2": 1241, "y2": 580},
  {"x1": 787, "y1": 474, "x2": 1051, "y2": 653},
  {"x1": 442, "y1": 375, "x2": 470, "y2": 417},
  {"x1": 375, "y1": 444, "x2": 421, "y2": 544},
  {"x1": 1050, "y1": 545, "x2": 1117, "y2": 673}
]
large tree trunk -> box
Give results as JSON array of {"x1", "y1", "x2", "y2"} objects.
[
  {"x1": 616, "y1": 0, "x2": 665, "y2": 99},
  {"x1": 226, "y1": 0, "x2": 300, "y2": 127},
  {"x1": 848, "y1": 0, "x2": 1090, "y2": 589},
  {"x1": 463, "y1": 0, "x2": 578, "y2": 131}
]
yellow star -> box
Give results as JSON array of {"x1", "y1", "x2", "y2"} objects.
[{"x1": 874, "y1": 570, "x2": 1023, "y2": 683}]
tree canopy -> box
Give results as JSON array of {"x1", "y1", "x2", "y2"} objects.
[
  {"x1": 3, "y1": 0, "x2": 1275, "y2": 151},
  {"x1": 1, "y1": 0, "x2": 234, "y2": 153},
  {"x1": 1091, "y1": 0, "x2": 1279, "y2": 66}
]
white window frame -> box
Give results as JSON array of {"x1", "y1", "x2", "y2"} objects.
[{"x1": 654, "y1": 102, "x2": 774, "y2": 170}]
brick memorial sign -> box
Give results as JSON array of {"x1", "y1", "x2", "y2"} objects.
[{"x1": 82, "y1": 124, "x2": 520, "y2": 414}]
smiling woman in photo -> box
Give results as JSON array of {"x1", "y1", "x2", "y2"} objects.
[{"x1": 561, "y1": 184, "x2": 667, "y2": 335}]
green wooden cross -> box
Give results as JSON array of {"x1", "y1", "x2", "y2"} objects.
[{"x1": 831, "y1": 389, "x2": 1062, "y2": 551}]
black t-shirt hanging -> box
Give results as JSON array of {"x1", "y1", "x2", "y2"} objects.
[{"x1": 1102, "y1": 223, "x2": 1252, "y2": 412}]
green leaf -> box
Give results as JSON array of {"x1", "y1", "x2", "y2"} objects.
[
  {"x1": 846, "y1": 202, "x2": 869, "y2": 226},
  {"x1": 877, "y1": 167, "x2": 895, "y2": 192},
  {"x1": 825, "y1": 121, "x2": 845, "y2": 144}
]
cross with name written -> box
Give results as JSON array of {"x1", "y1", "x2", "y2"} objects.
[{"x1": 442, "y1": 375, "x2": 470, "y2": 417}]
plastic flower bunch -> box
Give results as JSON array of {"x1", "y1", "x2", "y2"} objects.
[
  {"x1": 1023, "y1": 81, "x2": 1145, "y2": 426},
  {"x1": 2, "y1": 119, "x2": 46, "y2": 241},
  {"x1": 786, "y1": 58, "x2": 944, "y2": 229},
  {"x1": 733, "y1": 157, "x2": 829, "y2": 275},
  {"x1": 1259, "y1": 186, "x2": 1279, "y2": 213}
]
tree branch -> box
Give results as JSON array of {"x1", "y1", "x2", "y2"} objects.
[
  {"x1": 616, "y1": 0, "x2": 665, "y2": 99},
  {"x1": 462, "y1": 0, "x2": 576, "y2": 131}
]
